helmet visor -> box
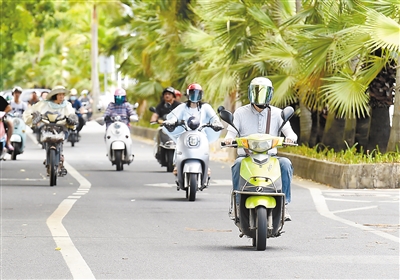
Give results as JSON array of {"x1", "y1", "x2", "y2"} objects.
[
  {"x1": 248, "y1": 85, "x2": 273, "y2": 105},
  {"x1": 115, "y1": 95, "x2": 126, "y2": 105},
  {"x1": 187, "y1": 89, "x2": 202, "y2": 102}
]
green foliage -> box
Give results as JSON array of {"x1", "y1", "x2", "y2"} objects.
[{"x1": 281, "y1": 142, "x2": 400, "y2": 164}]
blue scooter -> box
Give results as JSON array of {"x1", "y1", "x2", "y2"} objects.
[{"x1": 8, "y1": 111, "x2": 26, "y2": 160}]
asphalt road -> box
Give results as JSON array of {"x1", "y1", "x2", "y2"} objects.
[{"x1": 1, "y1": 121, "x2": 399, "y2": 279}]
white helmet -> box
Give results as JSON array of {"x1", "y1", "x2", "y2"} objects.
[{"x1": 248, "y1": 77, "x2": 274, "y2": 108}]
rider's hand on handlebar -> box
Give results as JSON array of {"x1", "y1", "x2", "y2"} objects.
[
  {"x1": 31, "y1": 111, "x2": 42, "y2": 125},
  {"x1": 285, "y1": 138, "x2": 296, "y2": 144},
  {"x1": 67, "y1": 114, "x2": 79, "y2": 125},
  {"x1": 224, "y1": 138, "x2": 234, "y2": 145},
  {"x1": 163, "y1": 120, "x2": 176, "y2": 132}
]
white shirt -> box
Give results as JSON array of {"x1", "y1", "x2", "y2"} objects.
[
  {"x1": 163, "y1": 103, "x2": 222, "y2": 143},
  {"x1": 10, "y1": 100, "x2": 28, "y2": 113},
  {"x1": 225, "y1": 104, "x2": 298, "y2": 155}
]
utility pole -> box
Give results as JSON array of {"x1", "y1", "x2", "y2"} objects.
[{"x1": 91, "y1": 4, "x2": 100, "y2": 114}]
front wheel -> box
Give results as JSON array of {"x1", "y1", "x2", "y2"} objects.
[
  {"x1": 187, "y1": 173, "x2": 197, "y2": 201},
  {"x1": 115, "y1": 150, "x2": 123, "y2": 171},
  {"x1": 49, "y1": 149, "x2": 57, "y2": 186},
  {"x1": 255, "y1": 207, "x2": 267, "y2": 251},
  {"x1": 69, "y1": 132, "x2": 76, "y2": 147},
  {"x1": 166, "y1": 149, "x2": 174, "y2": 172},
  {"x1": 11, "y1": 142, "x2": 20, "y2": 160}
]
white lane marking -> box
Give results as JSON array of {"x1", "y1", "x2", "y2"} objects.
[
  {"x1": 145, "y1": 179, "x2": 232, "y2": 188},
  {"x1": 307, "y1": 187, "x2": 399, "y2": 243},
  {"x1": 46, "y1": 161, "x2": 95, "y2": 279},
  {"x1": 324, "y1": 198, "x2": 371, "y2": 203},
  {"x1": 331, "y1": 205, "x2": 378, "y2": 214}
]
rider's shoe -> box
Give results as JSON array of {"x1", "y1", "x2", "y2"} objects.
[
  {"x1": 284, "y1": 206, "x2": 292, "y2": 221},
  {"x1": 173, "y1": 166, "x2": 177, "y2": 176}
]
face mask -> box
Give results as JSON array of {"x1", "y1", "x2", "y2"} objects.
[{"x1": 70, "y1": 96, "x2": 77, "y2": 101}]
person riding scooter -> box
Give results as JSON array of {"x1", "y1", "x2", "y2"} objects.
[
  {"x1": 223, "y1": 77, "x2": 297, "y2": 221},
  {"x1": 67, "y1": 88, "x2": 85, "y2": 136},
  {"x1": 10, "y1": 86, "x2": 28, "y2": 114},
  {"x1": 103, "y1": 88, "x2": 138, "y2": 130},
  {"x1": 150, "y1": 86, "x2": 181, "y2": 163},
  {"x1": 163, "y1": 83, "x2": 224, "y2": 175}
]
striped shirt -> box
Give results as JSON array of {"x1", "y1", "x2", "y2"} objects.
[
  {"x1": 103, "y1": 102, "x2": 135, "y2": 128},
  {"x1": 225, "y1": 104, "x2": 297, "y2": 155}
]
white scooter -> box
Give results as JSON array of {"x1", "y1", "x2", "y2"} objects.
[
  {"x1": 165, "y1": 116, "x2": 222, "y2": 201},
  {"x1": 0, "y1": 112, "x2": 7, "y2": 160},
  {"x1": 7, "y1": 111, "x2": 27, "y2": 160},
  {"x1": 96, "y1": 107, "x2": 139, "y2": 171}
]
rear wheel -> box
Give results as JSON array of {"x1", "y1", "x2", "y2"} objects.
[
  {"x1": 115, "y1": 150, "x2": 123, "y2": 171},
  {"x1": 70, "y1": 132, "x2": 76, "y2": 147},
  {"x1": 49, "y1": 149, "x2": 57, "y2": 187},
  {"x1": 187, "y1": 173, "x2": 197, "y2": 201},
  {"x1": 11, "y1": 142, "x2": 20, "y2": 160},
  {"x1": 166, "y1": 150, "x2": 174, "y2": 172},
  {"x1": 255, "y1": 207, "x2": 267, "y2": 251}
]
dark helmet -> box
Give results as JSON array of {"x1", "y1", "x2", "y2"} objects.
[
  {"x1": 248, "y1": 77, "x2": 274, "y2": 108},
  {"x1": 162, "y1": 87, "x2": 176, "y2": 98},
  {"x1": 186, "y1": 83, "x2": 203, "y2": 102}
]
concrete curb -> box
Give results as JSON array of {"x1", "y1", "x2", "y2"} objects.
[{"x1": 131, "y1": 126, "x2": 399, "y2": 189}]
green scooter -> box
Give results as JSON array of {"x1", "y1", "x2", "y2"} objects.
[{"x1": 218, "y1": 106, "x2": 296, "y2": 250}]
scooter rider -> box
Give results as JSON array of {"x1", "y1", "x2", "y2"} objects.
[
  {"x1": 150, "y1": 87, "x2": 181, "y2": 161},
  {"x1": 67, "y1": 88, "x2": 85, "y2": 135},
  {"x1": 23, "y1": 85, "x2": 78, "y2": 174},
  {"x1": 223, "y1": 77, "x2": 297, "y2": 221},
  {"x1": 10, "y1": 86, "x2": 28, "y2": 114},
  {"x1": 0, "y1": 95, "x2": 14, "y2": 151},
  {"x1": 163, "y1": 83, "x2": 224, "y2": 174},
  {"x1": 103, "y1": 88, "x2": 138, "y2": 130},
  {"x1": 150, "y1": 87, "x2": 181, "y2": 123}
]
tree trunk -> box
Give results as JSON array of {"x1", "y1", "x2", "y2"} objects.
[
  {"x1": 321, "y1": 111, "x2": 346, "y2": 151},
  {"x1": 299, "y1": 102, "x2": 312, "y2": 145},
  {"x1": 387, "y1": 55, "x2": 400, "y2": 152},
  {"x1": 91, "y1": 4, "x2": 100, "y2": 114},
  {"x1": 367, "y1": 107, "x2": 390, "y2": 153},
  {"x1": 343, "y1": 117, "x2": 356, "y2": 149},
  {"x1": 355, "y1": 114, "x2": 371, "y2": 153}
]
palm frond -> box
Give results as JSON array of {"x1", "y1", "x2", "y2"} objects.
[{"x1": 321, "y1": 75, "x2": 370, "y2": 118}]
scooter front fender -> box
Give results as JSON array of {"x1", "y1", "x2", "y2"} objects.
[
  {"x1": 245, "y1": 196, "x2": 276, "y2": 209},
  {"x1": 183, "y1": 160, "x2": 203, "y2": 174},
  {"x1": 10, "y1": 134, "x2": 22, "y2": 142},
  {"x1": 111, "y1": 141, "x2": 125, "y2": 150}
]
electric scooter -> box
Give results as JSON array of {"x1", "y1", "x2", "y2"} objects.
[
  {"x1": 149, "y1": 106, "x2": 176, "y2": 172},
  {"x1": 165, "y1": 116, "x2": 222, "y2": 201},
  {"x1": 0, "y1": 112, "x2": 7, "y2": 160},
  {"x1": 218, "y1": 106, "x2": 297, "y2": 250},
  {"x1": 7, "y1": 111, "x2": 27, "y2": 160},
  {"x1": 96, "y1": 106, "x2": 139, "y2": 171}
]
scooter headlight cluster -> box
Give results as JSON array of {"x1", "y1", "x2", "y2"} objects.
[
  {"x1": 187, "y1": 135, "x2": 200, "y2": 147},
  {"x1": 247, "y1": 139, "x2": 272, "y2": 153},
  {"x1": 13, "y1": 118, "x2": 20, "y2": 126}
]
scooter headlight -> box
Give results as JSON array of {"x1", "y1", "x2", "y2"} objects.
[
  {"x1": 113, "y1": 123, "x2": 121, "y2": 129},
  {"x1": 13, "y1": 118, "x2": 20, "y2": 126},
  {"x1": 248, "y1": 139, "x2": 272, "y2": 153},
  {"x1": 187, "y1": 135, "x2": 200, "y2": 147}
]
